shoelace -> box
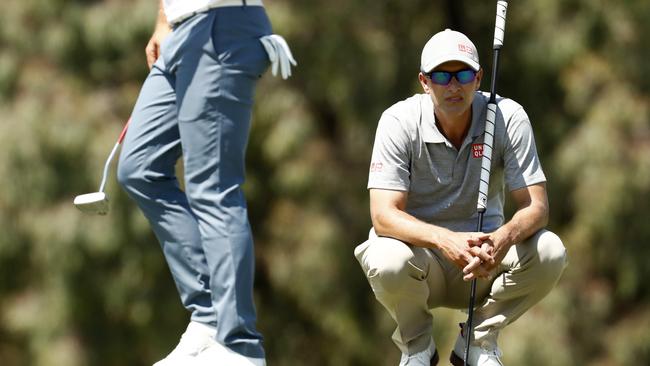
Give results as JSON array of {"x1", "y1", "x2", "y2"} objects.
[
  {"x1": 400, "y1": 353, "x2": 427, "y2": 365},
  {"x1": 478, "y1": 343, "x2": 503, "y2": 365},
  {"x1": 479, "y1": 341, "x2": 502, "y2": 356},
  {"x1": 259, "y1": 34, "x2": 297, "y2": 79}
]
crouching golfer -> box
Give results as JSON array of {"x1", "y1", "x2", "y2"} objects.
[
  {"x1": 117, "y1": 0, "x2": 294, "y2": 365},
  {"x1": 354, "y1": 29, "x2": 567, "y2": 366}
]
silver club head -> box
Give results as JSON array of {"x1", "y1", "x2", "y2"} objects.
[{"x1": 73, "y1": 192, "x2": 109, "y2": 215}]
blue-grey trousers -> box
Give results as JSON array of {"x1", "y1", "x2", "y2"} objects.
[{"x1": 117, "y1": 6, "x2": 271, "y2": 359}]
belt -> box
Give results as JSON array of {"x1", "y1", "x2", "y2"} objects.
[{"x1": 171, "y1": 0, "x2": 265, "y2": 25}]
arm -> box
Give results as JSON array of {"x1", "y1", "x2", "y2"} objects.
[
  {"x1": 145, "y1": 0, "x2": 172, "y2": 69},
  {"x1": 463, "y1": 182, "x2": 549, "y2": 279},
  {"x1": 492, "y1": 183, "x2": 549, "y2": 250},
  {"x1": 370, "y1": 188, "x2": 494, "y2": 277},
  {"x1": 462, "y1": 104, "x2": 550, "y2": 279}
]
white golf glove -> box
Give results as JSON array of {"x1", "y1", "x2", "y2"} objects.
[{"x1": 259, "y1": 34, "x2": 297, "y2": 79}]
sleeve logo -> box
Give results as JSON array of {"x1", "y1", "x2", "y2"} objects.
[{"x1": 370, "y1": 162, "x2": 384, "y2": 172}]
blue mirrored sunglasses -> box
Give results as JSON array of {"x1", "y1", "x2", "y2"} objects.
[{"x1": 427, "y1": 69, "x2": 477, "y2": 85}]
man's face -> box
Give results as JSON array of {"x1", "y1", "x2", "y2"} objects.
[{"x1": 419, "y1": 61, "x2": 483, "y2": 121}]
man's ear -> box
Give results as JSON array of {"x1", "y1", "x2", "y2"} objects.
[
  {"x1": 475, "y1": 68, "x2": 484, "y2": 90},
  {"x1": 418, "y1": 72, "x2": 430, "y2": 93}
]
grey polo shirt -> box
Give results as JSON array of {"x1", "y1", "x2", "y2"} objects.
[{"x1": 368, "y1": 91, "x2": 546, "y2": 233}]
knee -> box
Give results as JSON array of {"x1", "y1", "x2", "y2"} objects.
[
  {"x1": 116, "y1": 154, "x2": 143, "y2": 193},
  {"x1": 535, "y1": 230, "x2": 568, "y2": 278},
  {"x1": 361, "y1": 238, "x2": 426, "y2": 293}
]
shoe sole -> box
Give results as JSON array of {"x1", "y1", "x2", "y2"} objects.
[{"x1": 449, "y1": 351, "x2": 464, "y2": 366}]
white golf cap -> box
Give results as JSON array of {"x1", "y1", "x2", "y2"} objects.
[{"x1": 420, "y1": 29, "x2": 480, "y2": 72}]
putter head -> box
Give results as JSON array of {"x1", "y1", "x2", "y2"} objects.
[{"x1": 73, "y1": 192, "x2": 109, "y2": 215}]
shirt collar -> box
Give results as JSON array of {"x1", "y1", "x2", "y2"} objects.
[
  {"x1": 420, "y1": 95, "x2": 446, "y2": 143},
  {"x1": 468, "y1": 92, "x2": 487, "y2": 140}
]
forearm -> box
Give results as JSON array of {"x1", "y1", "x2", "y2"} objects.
[
  {"x1": 146, "y1": 0, "x2": 171, "y2": 68},
  {"x1": 370, "y1": 189, "x2": 493, "y2": 276},
  {"x1": 493, "y1": 200, "x2": 548, "y2": 248},
  {"x1": 156, "y1": 0, "x2": 169, "y2": 28},
  {"x1": 372, "y1": 208, "x2": 452, "y2": 249}
]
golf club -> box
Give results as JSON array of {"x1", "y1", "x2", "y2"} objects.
[
  {"x1": 464, "y1": 2, "x2": 508, "y2": 365},
  {"x1": 73, "y1": 118, "x2": 130, "y2": 215}
]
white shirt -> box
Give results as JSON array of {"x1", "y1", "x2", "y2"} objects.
[{"x1": 163, "y1": 0, "x2": 264, "y2": 24}]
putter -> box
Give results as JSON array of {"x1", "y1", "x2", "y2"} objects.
[
  {"x1": 74, "y1": 119, "x2": 130, "y2": 215},
  {"x1": 464, "y1": 2, "x2": 509, "y2": 365}
]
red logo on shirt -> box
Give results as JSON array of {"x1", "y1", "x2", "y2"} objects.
[
  {"x1": 472, "y1": 143, "x2": 483, "y2": 158},
  {"x1": 370, "y1": 162, "x2": 383, "y2": 172}
]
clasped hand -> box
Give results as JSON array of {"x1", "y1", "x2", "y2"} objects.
[{"x1": 440, "y1": 232, "x2": 502, "y2": 281}]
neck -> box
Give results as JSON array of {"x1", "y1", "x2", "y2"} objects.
[{"x1": 434, "y1": 108, "x2": 472, "y2": 149}]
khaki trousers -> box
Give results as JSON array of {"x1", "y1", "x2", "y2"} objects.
[{"x1": 354, "y1": 228, "x2": 567, "y2": 355}]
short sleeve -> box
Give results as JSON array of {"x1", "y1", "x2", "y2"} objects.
[
  {"x1": 367, "y1": 113, "x2": 411, "y2": 191},
  {"x1": 503, "y1": 108, "x2": 546, "y2": 191}
]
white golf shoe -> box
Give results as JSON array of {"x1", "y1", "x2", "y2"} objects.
[
  {"x1": 399, "y1": 338, "x2": 439, "y2": 366},
  {"x1": 449, "y1": 325, "x2": 504, "y2": 366},
  {"x1": 152, "y1": 321, "x2": 217, "y2": 366},
  {"x1": 194, "y1": 342, "x2": 266, "y2": 366}
]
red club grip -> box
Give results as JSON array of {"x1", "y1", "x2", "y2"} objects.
[{"x1": 117, "y1": 118, "x2": 131, "y2": 144}]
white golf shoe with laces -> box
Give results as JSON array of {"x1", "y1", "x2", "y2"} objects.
[
  {"x1": 399, "y1": 338, "x2": 439, "y2": 366},
  {"x1": 152, "y1": 321, "x2": 216, "y2": 366},
  {"x1": 449, "y1": 325, "x2": 504, "y2": 366}
]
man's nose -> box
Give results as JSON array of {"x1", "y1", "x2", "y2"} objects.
[{"x1": 447, "y1": 77, "x2": 462, "y2": 91}]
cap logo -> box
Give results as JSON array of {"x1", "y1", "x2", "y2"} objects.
[{"x1": 458, "y1": 44, "x2": 474, "y2": 56}]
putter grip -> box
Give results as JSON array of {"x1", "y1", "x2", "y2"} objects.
[
  {"x1": 118, "y1": 118, "x2": 131, "y2": 144},
  {"x1": 477, "y1": 102, "x2": 497, "y2": 212},
  {"x1": 493, "y1": 1, "x2": 508, "y2": 49}
]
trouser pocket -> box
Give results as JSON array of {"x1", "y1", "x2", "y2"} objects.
[{"x1": 211, "y1": 7, "x2": 272, "y2": 77}]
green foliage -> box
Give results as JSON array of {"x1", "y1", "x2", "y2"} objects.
[{"x1": 0, "y1": 0, "x2": 648, "y2": 365}]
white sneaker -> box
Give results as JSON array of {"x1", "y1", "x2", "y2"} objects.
[
  {"x1": 449, "y1": 325, "x2": 503, "y2": 366},
  {"x1": 399, "y1": 338, "x2": 439, "y2": 366},
  {"x1": 194, "y1": 342, "x2": 266, "y2": 366},
  {"x1": 152, "y1": 321, "x2": 217, "y2": 366}
]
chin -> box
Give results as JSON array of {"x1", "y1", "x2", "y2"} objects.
[{"x1": 442, "y1": 105, "x2": 468, "y2": 116}]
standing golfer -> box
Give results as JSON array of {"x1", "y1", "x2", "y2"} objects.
[
  {"x1": 117, "y1": 1, "x2": 294, "y2": 365},
  {"x1": 354, "y1": 29, "x2": 567, "y2": 366}
]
